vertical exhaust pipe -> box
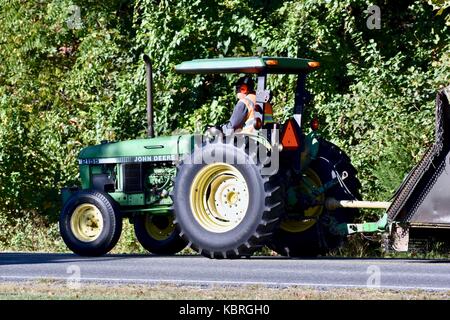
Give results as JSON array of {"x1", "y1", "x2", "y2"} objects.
[{"x1": 143, "y1": 54, "x2": 154, "y2": 138}]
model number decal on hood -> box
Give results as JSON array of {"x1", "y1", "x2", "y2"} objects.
[{"x1": 78, "y1": 154, "x2": 178, "y2": 164}]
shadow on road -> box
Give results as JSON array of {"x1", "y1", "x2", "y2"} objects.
[{"x1": 0, "y1": 252, "x2": 197, "y2": 266}]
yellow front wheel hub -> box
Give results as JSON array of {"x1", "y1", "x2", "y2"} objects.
[
  {"x1": 70, "y1": 204, "x2": 104, "y2": 242},
  {"x1": 190, "y1": 163, "x2": 249, "y2": 233}
]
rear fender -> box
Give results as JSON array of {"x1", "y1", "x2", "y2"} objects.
[
  {"x1": 234, "y1": 131, "x2": 280, "y2": 175},
  {"x1": 234, "y1": 131, "x2": 274, "y2": 151}
]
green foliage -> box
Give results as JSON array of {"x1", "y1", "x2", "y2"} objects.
[{"x1": 0, "y1": 0, "x2": 449, "y2": 252}]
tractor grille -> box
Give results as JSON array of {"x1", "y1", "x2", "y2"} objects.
[{"x1": 123, "y1": 163, "x2": 143, "y2": 193}]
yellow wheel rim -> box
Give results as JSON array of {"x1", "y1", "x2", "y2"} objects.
[
  {"x1": 281, "y1": 168, "x2": 325, "y2": 233},
  {"x1": 70, "y1": 204, "x2": 104, "y2": 242},
  {"x1": 190, "y1": 163, "x2": 249, "y2": 233},
  {"x1": 144, "y1": 215, "x2": 175, "y2": 241}
]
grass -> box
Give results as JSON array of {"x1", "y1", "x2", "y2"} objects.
[{"x1": 0, "y1": 280, "x2": 449, "y2": 300}]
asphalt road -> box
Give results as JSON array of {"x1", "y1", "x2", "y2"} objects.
[{"x1": 0, "y1": 253, "x2": 449, "y2": 291}]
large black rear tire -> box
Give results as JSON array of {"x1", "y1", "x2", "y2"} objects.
[
  {"x1": 172, "y1": 139, "x2": 283, "y2": 259},
  {"x1": 270, "y1": 138, "x2": 361, "y2": 257},
  {"x1": 59, "y1": 190, "x2": 122, "y2": 256},
  {"x1": 133, "y1": 214, "x2": 187, "y2": 255}
]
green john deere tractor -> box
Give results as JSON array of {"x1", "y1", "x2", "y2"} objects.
[{"x1": 59, "y1": 55, "x2": 363, "y2": 258}]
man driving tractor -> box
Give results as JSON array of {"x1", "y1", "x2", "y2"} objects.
[{"x1": 221, "y1": 76, "x2": 264, "y2": 134}]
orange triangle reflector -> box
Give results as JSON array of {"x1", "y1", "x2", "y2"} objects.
[{"x1": 281, "y1": 119, "x2": 300, "y2": 150}]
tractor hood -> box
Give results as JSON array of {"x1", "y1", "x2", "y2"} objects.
[{"x1": 78, "y1": 135, "x2": 194, "y2": 165}]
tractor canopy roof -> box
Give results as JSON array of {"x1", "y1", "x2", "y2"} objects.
[{"x1": 174, "y1": 56, "x2": 320, "y2": 75}]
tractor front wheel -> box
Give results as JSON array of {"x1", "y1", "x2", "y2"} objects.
[{"x1": 59, "y1": 190, "x2": 122, "y2": 256}]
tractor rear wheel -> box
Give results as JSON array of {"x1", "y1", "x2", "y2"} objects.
[
  {"x1": 133, "y1": 214, "x2": 187, "y2": 255},
  {"x1": 172, "y1": 139, "x2": 283, "y2": 259},
  {"x1": 59, "y1": 190, "x2": 122, "y2": 256},
  {"x1": 270, "y1": 138, "x2": 361, "y2": 257}
]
